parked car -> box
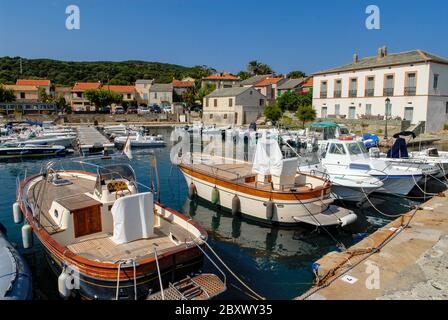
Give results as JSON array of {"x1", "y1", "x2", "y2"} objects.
[
  {"x1": 114, "y1": 106, "x2": 124, "y2": 114},
  {"x1": 126, "y1": 106, "x2": 138, "y2": 114},
  {"x1": 98, "y1": 106, "x2": 111, "y2": 113},
  {"x1": 163, "y1": 105, "x2": 172, "y2": 113},
  {"x1": 138, "y1": 106, "x2": 150, "y2": 114},
  {"x1": 152, "y1": 105, "x2": 161, "y2": 113}
]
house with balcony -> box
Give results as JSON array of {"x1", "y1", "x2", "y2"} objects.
[
  {"x1": 201, "y1": 73, "x2": 240, "y2": 89},
  {"x1": 312, "y1": 48, "x2": 448, "y2": 132},
  {"x1": 71, "y1": 82, "x2": 101, "y2": 112},
  {"x1": 202, "y1": 87, "x2": 266, "y2": 125}
]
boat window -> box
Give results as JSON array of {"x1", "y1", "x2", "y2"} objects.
[
  {"x1": 347, "y1": 142, "x2": 368, "y2": 155},
  {"x1": 339, "y1": 127, "x2": 349, "y2": 135},
  {"x1": 328, "y1": 143, "x2": 346, "y2": 155}
]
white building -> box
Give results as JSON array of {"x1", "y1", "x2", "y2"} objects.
[
  {"x1": 312, "y1": 48, "x2": 448, "y2": 132},
  {"x1": 203, "y1": 87, "x2": 266, "y2": 125}
]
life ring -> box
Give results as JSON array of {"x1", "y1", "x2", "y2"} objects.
[{"x1": 338, "y1": 136, "x2": 354, "y2": 141}]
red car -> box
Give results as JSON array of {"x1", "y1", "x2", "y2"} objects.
[{"x1": 126, "y1": 106, "x2": 138, "y2": 114}]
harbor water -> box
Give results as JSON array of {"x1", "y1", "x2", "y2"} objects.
[{"x1": 0, "y1": 128, "x2": 441, "y2": 300}]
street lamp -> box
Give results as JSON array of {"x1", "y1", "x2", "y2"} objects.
[{"x1": 385, "y1": 98, "x2": 391, "y2": 140}]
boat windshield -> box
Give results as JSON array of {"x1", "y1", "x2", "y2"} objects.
[
  {"x1": 97, "y1": 164, "x2": 136, "y2": 183},
  {"x1": 347, "y1": 142, "x2": 368, "y2": 155}
]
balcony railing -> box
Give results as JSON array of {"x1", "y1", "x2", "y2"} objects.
[
  {"x1": 405, "y1": 86, "x2": 416, "y2": 96},
  {"x1": 320, "y1": 92, "x2": 327, "y2": 98},
  {"x1": 349, "y1": 90, "x2": 357, "y2": 98},
  {"x1": 334, "y1": 90, "x2": 341, "y2": 98},
  {"x1": 383, "y1": 88, "x2": 394, "y2": 96},
  {"x1": 365, "y1": 89, "x2": 375, "y2": 97}
]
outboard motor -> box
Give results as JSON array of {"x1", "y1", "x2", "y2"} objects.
[
  {"x1": 369, "y1": 147, "x2": 381, "y2": 158},
  {"x1": 249, "y1": 122, "x2": 257, "y2": 131}
]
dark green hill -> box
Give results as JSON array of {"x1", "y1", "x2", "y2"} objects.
[{"x1": 0, "y1": 57, "x2": 215, "y2": 85}]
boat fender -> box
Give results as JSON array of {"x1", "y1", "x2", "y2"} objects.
[
  {"x1": 265, "y1": 200, "x2": 274, "y2": 220},
  {"x1": 340, "y1": 213, "x2": 358, "y2": 227},
  {"x1": 211, "y1": 187, "x2": 220, "y2": 205},
  {"x1": 13, "y1": 202, "x2": 23, "y2": 224},
  {"x1": 231, "y1": 195, "x2": 240, "y2": 216},
  {"x1": 58, "y1": 270, "x2": 74, "y2": 299},
  {"x1": 21, "y1": 223, "x2": 33, "y2": 249},
  {"x1": 188, "y1": 182, "x2": 197, "y2": 200}
]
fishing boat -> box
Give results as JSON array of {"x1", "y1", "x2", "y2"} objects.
[
  {"x1": 0, "y1": 223, "x2": 33, "y2": 300},
  {"x1": 176, "y1": 136, "x2": 357, "y2": 227},
  {"x1": 316, "y1": 139, "x2": 435, "y2": 196},
  {"x1": 16, "y1": 162, "x2": 219, "y2": 300},
  {"x1": 115, "y1": 133, "x2": 166, "y2": 148},
  {"x1": 0, "y1": 144, "x2": 66, "y2": 159}
]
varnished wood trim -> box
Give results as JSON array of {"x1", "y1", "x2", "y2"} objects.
[{"x1": 179, "y1": 164, "x2": 331, "y2": 201}]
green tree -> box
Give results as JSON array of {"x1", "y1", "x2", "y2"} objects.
[
  {"x1": 182, "y1": 88, "x2": 196, "y2": 110},
  {"x1": 277, "y1": 91, "x2": 300, "y2": 111},
  {"x1": 296, "y1": 105, "x2": 316, "y2": 128},
  {"x1": 247, "y1": 60, "x2": 274, "y2": 75},
  {"x1": 38, "y1": 87, "x2": 52, "y2": 103},
  {"x1": 264, "y1": 104, "x2": 283, "y2": 124},
  {"x1": 237, "y1": 71, "x2": 251, "y2": 80},
  {"x1": 85, "y1": 89, "x2": 123, "y2": 110},
  {"x1": 0, "y1": 85, "x2": 16, "y2": 102},
  {"x1": 296, "y1": 91, "x2": 312, "y2": 108},
  {"x1": 287, "y1": 70, "x2": 306, "y2": 79},
  {"x1": 196, "y1": 83, "x2": 216, "y2": 103}
]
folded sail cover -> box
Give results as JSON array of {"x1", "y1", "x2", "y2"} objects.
[
  {"x1": 252, "y1": 137, "x2": 289, "y2": 176},
  {"x1": 111, "y1": 192, "x2": 154, "y2": 244}
]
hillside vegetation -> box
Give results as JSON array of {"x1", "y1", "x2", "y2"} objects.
[{"x1": 0, "y1": 56, "x2": 215, "y2": 86}]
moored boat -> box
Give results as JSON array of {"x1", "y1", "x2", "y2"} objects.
[
  {"x1": 175, "y1": 136, "x2": 357, "y2": 227},
  {"x1": 16, "y1": 162, "x2": 211, "y2": 300},
  {"x1": 0, "y1": 143, "x2": 66, "y2": 159},
  {"x1": 0, "y1": 223, "x2": 33, "y2": 300}
]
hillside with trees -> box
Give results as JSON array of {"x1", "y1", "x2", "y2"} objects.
[{"x1": 0, "y1": 56, "x2": 216, "y2": 86}]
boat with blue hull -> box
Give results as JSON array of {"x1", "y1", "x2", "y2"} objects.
[
  {"x1": 0, "y1": 144, "x2": 66, "y2": 159},
  {"x1": 0, "y1": 223, "x2": 33, "y2": 300}
]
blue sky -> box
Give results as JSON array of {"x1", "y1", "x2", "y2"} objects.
[{"x1": 0, "y1": 0, "x2": 447, "y2": 75}]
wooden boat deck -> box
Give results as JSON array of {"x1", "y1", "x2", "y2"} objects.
[
  {"x1": 184, "y1": 162, "x2": 314, "y2": 193},
  {"x1": 67, "y1": 228, "x2": 177, "y2": 263},
  {"x1": 27, "y1": 174, "x2": 95, "y2": 234}
]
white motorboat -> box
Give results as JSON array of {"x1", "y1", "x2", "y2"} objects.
[
  {"x1": 299, "y1": 160, "x2": 384, "y2": 203},
  {"x1": 115, "y1": 133, "x2": 166, "y2": 148},
  {"x1": 4, "y1": 135, "x2": 76, "y2": 148},
  {"x1": 409, "y1": 148, "x2": 448, "y2": 176},
  {"x1": 308, "y1": 139, "x2": 434, "y2": 196}
]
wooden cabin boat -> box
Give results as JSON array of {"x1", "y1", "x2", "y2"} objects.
[
  {"x1": 177, "y1": 137, "x2": 357, "y2": 227},
  {"x1": 16, "y1": 164, "x2": 212, "y2": 300}
]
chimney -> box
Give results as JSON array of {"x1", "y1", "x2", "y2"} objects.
[
  {"x1": 377, "y1": 46, "x2": 388, "y2": 59},
  {"x1": 353, "y1": 53, "x2": 359, "y2": 64}
]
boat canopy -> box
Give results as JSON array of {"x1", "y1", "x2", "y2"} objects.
[
  {"x1": 252, "y1": 137, "x2": 297, "y2": 177},
  {"x1": 310, "y1": 121, "x2": 338, "y2": 128}
]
